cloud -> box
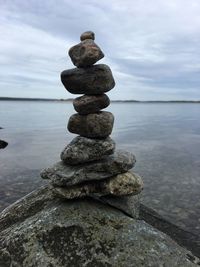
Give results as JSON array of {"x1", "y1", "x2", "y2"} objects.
[{"x1": 0, "y1": 0, "x2": 200, "y2": 100}]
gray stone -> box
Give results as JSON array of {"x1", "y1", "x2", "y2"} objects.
[
  {"x1": 61, "y1": 136, "x2": 115, "y2": 165},
  {"x1": 61, "y1": 64, "x2": 115, "y2": 95},
  {"x1": 96, "y1": 194, "x2": 141, "y2": 218},
  {"x1": 41, "y1": 150, "x2": 136, "y2": 186},
  {"x1": 69, "y1": 39, "x2": 104, "y2": 67},
  {"x1": 80, "y1": 31, "x2": 95, "y2": 41},
  {"x1": 0, "y1": 188, "x2": 197, "y2": 267},
  {"x1": 68, "y1": 111, "x2": 114, "y2": 138},
  {"x1": 73, "y1": 94, "x2": 110, "y2": 115},
  {"x1": 51, "y1": 171, "x2": 143, "y2": 200}
]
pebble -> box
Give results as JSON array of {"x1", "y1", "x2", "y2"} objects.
[{"x1": 80, "y1": 31, "x2": 95, "y2": 41}]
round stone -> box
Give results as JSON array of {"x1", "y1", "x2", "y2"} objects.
[
  {"x1": 80, "y1": 31, "x2": 95, "y2": 41},
  {"x1": 73, "y1": 94, "x2": 110, "y2": 115},
  {"x1": 67, "y1": 111, "x2": 114, "y2": 138},
  {"x1": 60, "y1": 64, "x2": 115, "y2": 95},
  {"x1": 61, "y1": 136, "x2": 115, "y2": 165},
  {"x1": 69, "y1": 39, "x2": 104, "y2": 67}
]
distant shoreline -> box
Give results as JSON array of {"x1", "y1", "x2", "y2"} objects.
[{"x1": 0, "y1": 97, "x2": 199, "y2": 103}]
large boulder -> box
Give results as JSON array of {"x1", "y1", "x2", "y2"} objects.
[{"x1": 0, "y1": 186, "x2": 197, "y2": 267}]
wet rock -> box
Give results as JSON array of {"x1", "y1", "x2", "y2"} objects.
[
  {"x1": 69, "y1": 39, "x2": 104, "y2": 67},
  {"x1": 0, "y1": 189, "x2": 197, "y2": 267},
  {"x1": 80, "y1": 31, "x2": 95, "y2": 41},
  {"x1": 0, "y1": 140, "x2": 8, "y2": 149},
  {"x1": 73, "y1": 94, "x2": 110, "y2": 115},
  {"x1": 41, "y1": 150, "x2": 136, "y2": 186},
  {"x1": 51, "y1": 171, "x2": 143, "y2": 200},
  {"x1": 61, "y1": 136, "x2": 115, "y2": 165},
  {"x1": 61, "y1": 64, "x2": 115, "y2": 95},
  {"x1": 68, "y1": 111, "x2": 114, "y2": 138}
]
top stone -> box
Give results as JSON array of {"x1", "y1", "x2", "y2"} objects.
[{"x1": 80, "y1": 31, "x2": 95, "y2": 41}]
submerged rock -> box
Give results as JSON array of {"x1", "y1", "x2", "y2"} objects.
[
  {"x1": 61, "y1": 64, "x2": 115, "y2": 94},
  {"x1": 61, "y1": 136, "x2": 115, "y2": 165},
  {"x1": 0, "y1": 140, "x2": 8, "y2": 149},
  {"x1": 68, "y1": 111, "x2": 114, "y2": 138},
  {"x1": 73, "y1": 94, "x2": 110, "y2": 115},
  {"x1": 0, "y1": 187, "x2": 197, "y2": 267},
  {"x1": 41, "y1": 150, "x2": 136, "y2": 186}
]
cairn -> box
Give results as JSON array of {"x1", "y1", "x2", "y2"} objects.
[{"x1": 41, "y1": 31, "x2": 143, "y2": 216}]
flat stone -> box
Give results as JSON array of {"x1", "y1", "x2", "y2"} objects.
[
  {"x1": 61, "y1": 136, "x2": 115, "y2": 165},
  {"x1": 51, "y1": 171, "x2": 143, "y2": 200},
  {"x1": 69, "y1": 39, "x2": 104, "y2": 67},
  {"x1": 61, "y1": 64, "x2": 115, "y2": 95},
  {"x1": 73, "y1": 94, "x2": 110, "y2": 115},
  {"x1": 41, "y1": 150, "x2": 136, "y2": 186},
  {"x1": 68, "y1": 111, "x2": 114, "y2": 138},
  {"x1": 0, "y1": 189, "x2": 197, "y2": 267},
  {"x1": 80, "y1": 31, "x2": 95, "y2": 41}
]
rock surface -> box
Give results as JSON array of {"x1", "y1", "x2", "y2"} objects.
[
  {"x1": 0, "y1": 187, "x2": 197, "y2": 267},
  {"x1": 61, "y1": 64, "x2": 115, "y2": 94},
  {"x1": 41, "y1": 150, "x2": 136, "y2": 186},
  {"x1": 68, "y1": 111, "x2": 114, "y2": 138},
  {"x1": 80, "y1": 31, "x2": 95, "y2": 41},
  {"x1": 73, "y1": 94, "x2": 110, "y2": 115},
  {"x1": 61, "y1": 136, "x2": 115, "y2": 165},
  {"x1": 69, "y1": 39, "x2": 104, "y2": 67},
  {"x1": 51, "y1": 171, "x2": 143, "y2": 199},
  {"x1": 0, "y1": 140, "x2": 8, "y2": 149}
]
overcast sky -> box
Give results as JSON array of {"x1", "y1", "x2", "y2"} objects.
[{"x1": 1, "y1": 0, "x2": 200, "y2": 100}]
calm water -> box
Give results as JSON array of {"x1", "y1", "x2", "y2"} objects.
[{"x1": 0, "y1": 101, "x2": 200, "y2": 235}]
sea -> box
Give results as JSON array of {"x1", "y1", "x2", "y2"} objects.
[{"x1": 0, "y1": 101, "x2": 200, "y2": 236}]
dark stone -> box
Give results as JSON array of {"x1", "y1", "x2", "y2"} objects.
[
  {"x1": 61, "y1": 136, "x2": 115, "y2": 165},
  {"x1": 0, "y1": 189, "x2": 197, "y2": 267},
  {"x1": 68, "y1": 111, "x2": 114, "y2": 138},
  {"x1": 69, "y1": 39, "x2": 104, "y2": 67},
  {"x1": 80, "y1": 31, "x2": 95, "y2": 41},
  {"x1": 41, "y1": 150, "x2": 136, "y2": 186},
  {"x1": 61, "y1": 64, "x2": 115, "y2": 95},
  {"x1": 73, "y1": 94, "x2": 110, "y2": 115},
  {"x1": 0, "y1": 140, "x2": 8, "y2": 149}
]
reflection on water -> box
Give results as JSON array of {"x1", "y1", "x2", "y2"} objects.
[{"x1": 0, "y1": 101, "x2": 200, "y2": 235}]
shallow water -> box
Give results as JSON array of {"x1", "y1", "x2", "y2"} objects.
[{"x1": 0, "y1": 101, "x2": 200, "y2": 235}]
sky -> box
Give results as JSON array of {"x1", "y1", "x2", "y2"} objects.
[{"x1": 1, "y1": 0, "x2": 200, "y2": 100}]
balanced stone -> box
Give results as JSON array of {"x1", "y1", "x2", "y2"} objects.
[
  {"x1": 41, "y1": 150, "x2": 136, "y2": 186},
  {"x1": 68, "y1": 111, "x2": 114, "y2": 138},
  {"x1": 51, "y1": 171, "x2": 143, "y2": 199},
  {"x1": 73, "y1": 94, "x2": 110, "y2": 115},
  {"x1": 61, "y1": 64, "x2": 115, "y2": 95},
  {"x1": 69, "y1": 39, "x2": 104, "y2": 67},
  {"x1": 61, "y1": 136, "x2": 115, "y2": 165},
  {"x1": 80, "y1": 31, "x2": 95, "y2": 41}
]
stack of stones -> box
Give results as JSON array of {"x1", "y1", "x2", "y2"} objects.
[{"x1": 41, "y1": 31, "x2": 143, "y2": 217}]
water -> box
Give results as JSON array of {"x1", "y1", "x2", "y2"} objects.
[{"x1": 0, "y1": 101, "x2": 200, "y2": 236}]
